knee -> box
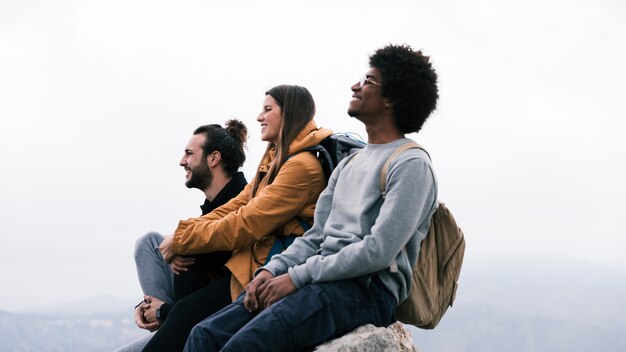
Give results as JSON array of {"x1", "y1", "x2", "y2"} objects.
[
  {"x1": 134, "y1": 231, "x2": 163, "y2": 259},
  {"x1": 186, "y1": 323, "x2": 213, "y2": 351},
  {"x1": 188, "y1": 323, "x2": 203, "y2": 339}
]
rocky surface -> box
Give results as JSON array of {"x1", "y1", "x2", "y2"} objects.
[{"x1": 315, "y1": 322, "x2": 417, "y2": 352}]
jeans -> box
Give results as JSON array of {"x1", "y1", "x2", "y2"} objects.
[
  {"x1": 184, "y1": 274, "x2": 396, "y2": 352},
  {"x1": 113, "y1": 334, "x2": 152, "y2": 352},
  {"x1": 134, "y1": 231, "x2": 175, "y2": 304}
]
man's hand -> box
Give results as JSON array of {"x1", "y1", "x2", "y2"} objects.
[
  {"x1": 159, "y1": 235, "x2": 176, "y2": 263},
  {"x1": 134, "y1": 300, "x2": 160, "y2": 332},
  {"x1": 169, "y1": 255, "x2": 195, "y2": 275},
  {"x1": 258, "y1": 273, "x2": 297, "y2": 310},
  {"x1": 243, "y1": 270, "x2": 273, "y2": 313},
  {"x1": 142, "y1": 295, "x2": 164, "y2": 331}
]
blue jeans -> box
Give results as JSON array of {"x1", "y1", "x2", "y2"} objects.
[
  {"x1": 134, "y1": 231, "x2": 175, "y2": 304},
  {"x1": 184, "y1": 275, "x2": 396, "y2": 352}
]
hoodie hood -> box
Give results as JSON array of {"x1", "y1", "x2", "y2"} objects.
[{"x1": 287, "y1": 119, "x2": 333, "y2": 155}]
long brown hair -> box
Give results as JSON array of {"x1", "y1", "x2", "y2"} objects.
[{"x1": 250, "y1": 85, "x2": 316, "y2": 197}]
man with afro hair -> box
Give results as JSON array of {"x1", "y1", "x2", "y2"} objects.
[{"x1": 183, "y1": 44, "x2": 440, "y2": 352}]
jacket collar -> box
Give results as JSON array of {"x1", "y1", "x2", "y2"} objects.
[
  {"x1": 199, "y1": 172, "x2": 248, "y2": 215},
  {"x1": 258, "y1": 119, "x2": 333, "y2": 172}
]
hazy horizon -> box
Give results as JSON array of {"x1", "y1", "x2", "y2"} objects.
[
  {"x1": 4, "y1": 254, "x2": 624, "y2": 315},
  {"x1": 3, "y1": 255, "x2": 625, "y2": 351}
]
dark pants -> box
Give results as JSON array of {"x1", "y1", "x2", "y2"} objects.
[
  {"x1": 142, "y1": 274, "x2": 232, "y2": 352},
  {"x1": 184, "y1": 275, "x2": 396, "y2": 352},
  {"x1": 173, "y1": 251, "x2": 231, "y2": 302}
]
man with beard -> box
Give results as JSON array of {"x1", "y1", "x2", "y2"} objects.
[{"x1": 115, "y1": 120, "x2": 248, "y2": 352}]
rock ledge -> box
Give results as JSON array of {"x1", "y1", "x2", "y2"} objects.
[{"x1": 315, "y1": 322, "x2": 417, "y2": 352}]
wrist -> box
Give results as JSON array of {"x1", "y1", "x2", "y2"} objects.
[
  {"x1": 257, "y1": 269, "x2": 274, "y2": 279},
  {"x1": 156, "y1": 302, "x2": 171, "y2": 322}
]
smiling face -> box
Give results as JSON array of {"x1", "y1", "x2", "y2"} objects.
[
  {"x1": 348, "y1": 67, "x2": 388, "y2": 121},
  {"x1": 179, "y1": 133, "x2": 212, "y2": 191},
  {"x1": 257, "y1": 94, "x2": 283, "y2": 143}
]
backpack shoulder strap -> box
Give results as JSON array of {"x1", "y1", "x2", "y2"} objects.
[{"x1": 379, "y1": 141, "x2": 429, "y2": 198}]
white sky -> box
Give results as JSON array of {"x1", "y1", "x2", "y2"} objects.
[{"x1": 1, "y1": 0, "x2": 625, "y2": 312}]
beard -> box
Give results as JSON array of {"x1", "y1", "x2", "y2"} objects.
[{"x1": 185, "y1": 159, "x2": 213, "y2": 191}]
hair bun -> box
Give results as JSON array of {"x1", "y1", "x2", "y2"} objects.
[{"x1": 225, "y1": 118, "x2": 248, "y2": 148}]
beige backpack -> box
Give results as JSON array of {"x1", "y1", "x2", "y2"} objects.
[{"x1": 380, "y1": 141, "x2": 466, "y2": 329}]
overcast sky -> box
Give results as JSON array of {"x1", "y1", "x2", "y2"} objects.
[{"x1": 1, "y1": 0, "x2": 625, "y2": 312}]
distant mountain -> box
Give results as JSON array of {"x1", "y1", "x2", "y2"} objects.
[
  {"x1": 23, "y1": 295, "x2": 140, "y2": 316},
  {"x1": 409, "y1": 256, "x2": 626, "y2": 352},
  {"x1": 1, "y1": 257, "x2": 624, "y2": 352},
  {"x1": 0, "y1": 309, "x2": 148, "y2": 352}
]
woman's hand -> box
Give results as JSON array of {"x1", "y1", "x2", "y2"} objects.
[
  {"x1": 169, "y1": 255, "x2": 195, "y2": 275},
  {"x1": 159, "y1": 235, "x2": 176, "y2": 263}
]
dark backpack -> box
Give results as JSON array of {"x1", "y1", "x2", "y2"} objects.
[
  {"x1": 264, "y1": 133, "x2": 365, "y2": 264},
  {"x1": 380, "y1": 141, "x2": 466, "y2": 329},
  {"x1": 301, "y1": 133, "x2": 366, "y2": 179}
]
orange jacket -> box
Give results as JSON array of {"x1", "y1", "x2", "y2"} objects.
[{"x1": 173, "y1": 120, "x2": 333, "y2": 299}]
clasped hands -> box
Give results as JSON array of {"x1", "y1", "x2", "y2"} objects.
[
  {"x1": 243, "y1": 270, "x2": 296, "y2": 313},
  {"x1": 134, "y1": 295, "x2": 163, "y2": 332}
]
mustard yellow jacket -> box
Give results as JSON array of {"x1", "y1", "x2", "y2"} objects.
[{"x1": 172, "y1": 120, "x2": 333, "y2": 299}]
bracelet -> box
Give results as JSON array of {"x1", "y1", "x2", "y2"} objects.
[{"x1": 134, "y1": 299, "x2": 148, "y2": 309}]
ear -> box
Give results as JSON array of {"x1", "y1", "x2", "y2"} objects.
[
  {"x1": 384, "y1": 98, "x2": 394, "y2": 109},
  {"x1": 207, "y1": 151, "x2": 222, "y2": 168}
]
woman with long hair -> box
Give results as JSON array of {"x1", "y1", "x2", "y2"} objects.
[{"x1": 141, "y1": 85, "x2": 332, "y2": 352}]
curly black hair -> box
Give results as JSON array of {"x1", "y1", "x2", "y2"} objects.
[
  {"x1": 193, "y1": 119, "x2": 247, "y2": 177},
  {"x1": 369, "y1": 44, "x2": 439, "y2": 134}
]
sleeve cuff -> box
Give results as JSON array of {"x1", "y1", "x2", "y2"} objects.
[
  {"x1": 172, "y1": 221, "x2": 189, "y2": 253},
  {"x1": 159, "y1": 302, "x2": 173, "y2": 321},
  {"x1": 288, "y1": 265, "x2": 312, "y2": 289},
  {"x1": 253, "y1": 267, "x2": 274, "y2": 277}
]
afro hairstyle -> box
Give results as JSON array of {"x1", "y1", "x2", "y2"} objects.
[{"x1": 369, "y1": 44, "x2": 439, "y2": 134}]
